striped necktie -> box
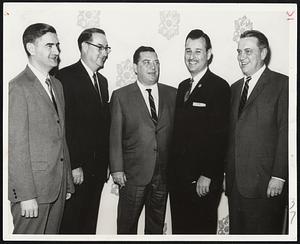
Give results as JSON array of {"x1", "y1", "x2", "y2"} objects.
[
  {"x1": 146, "y1": 88, "x2": 158, "y2": 126},
  {"x1": 45, "y1": 78, "x2": 58, "y2": 115},
  {"x1": 238, "y1": 76, "x2": 252, "y2": 117},
  {"x1": 184, "y1": 78, "x2": 194, "y2": 102}
]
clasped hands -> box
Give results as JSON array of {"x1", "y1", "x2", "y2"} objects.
[{"x1": 111, "y1": 171, "x2": 126, "y2": 188}]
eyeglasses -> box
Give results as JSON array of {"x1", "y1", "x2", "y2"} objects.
[{"x1": 86, "y1": 42, "x2": 111, "y2": 53}]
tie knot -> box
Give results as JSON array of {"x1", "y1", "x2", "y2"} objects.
[
  {"x1": 245, "y1": 76, "x2": 252, "y2": 83},
  {"x1": 146, "y1": 88, "x2": 152, "y2": 94}
]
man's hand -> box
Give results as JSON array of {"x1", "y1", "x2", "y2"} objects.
[
  {"x1": 196, "y1": 175, "x2": 211, "y2": 197},
  {"x1": 72, "y1": 167, "x2": 84, "y2": 185},
  {"x1": 66, "y1": 192, "x2": 72, "y2": 200},
  {"x1": 267, "y1": 178, "x2": 284, "y2": 197},
  {"x1": 20, "y1": 199, "x2": 38, "y2": 218},
  {"x1": 111, "y1": 172, "x2": 127, "y2": 188}
]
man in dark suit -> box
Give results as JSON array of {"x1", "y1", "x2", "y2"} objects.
[
  {"x1": 110, "y1": 46, "x2": 176, "y2": 234},
  {"x1": 225, "y1": 30, "x2": 288, "y2": 234},
  {"x1": 9, "y1": 23, "x2": 74, "y2": 234},
  {"x1": 56, "y1": 28, "x2": 111, "y2": 234},
  {"x1": 168, "y1": 29, "x2": 230, "y2": 234}
]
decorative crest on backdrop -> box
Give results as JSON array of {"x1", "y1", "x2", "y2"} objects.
[{"x1": 158, "y1": 10, "x2": 180, "y2": 40}]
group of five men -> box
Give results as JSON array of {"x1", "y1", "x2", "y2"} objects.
[{"x1": 8, "y1": 23, "x2": 288, "y2": 235}]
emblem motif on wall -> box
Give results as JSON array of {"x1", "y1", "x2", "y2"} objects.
[
  {"x1": 116, "y1": 59, "x2": 136, "y2": 88},
  {"x1": 233, "y1": 15, "x2": 253, "y2": 42},
  {"x1": 77, "y1": 10, "x2": 101, "y2": 29},
  {"x1": 158, "y1": 10, "x2": 180, "y2": 40},
  {"x1": 217, "y1": 215, "x2": 229, "y2": 234}
]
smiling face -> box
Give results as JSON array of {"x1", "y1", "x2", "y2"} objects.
[
  {"x1": 82, "y1": 32, "x2": 109, "y2": 72},
  {"x1": 26, "y1": 32, "x2": 60, "y2": 74},
  {"x1": 134, "y1": 51, "x2": 160, "y2": 86},
  {"x1": 237, "y1": 36, "x2": 267, "y2": 76},
  {"x1": 184, "y1": 37, "x2": 211, "y2": 77}
]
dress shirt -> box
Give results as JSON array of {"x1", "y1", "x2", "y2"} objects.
[
  {"x1": 241, "y1": 65, "x2": 266, "y2": 99},
  {"x1": 28, "y1": 62, "x2": 54, "y2": 100},
  {"x1": 137, "y1": 80, "x2": 159, "y2": 116},
  {"x1": 80, "y1": 59, "x2": 101, "y2": 88},
  {"x1": 190, "y1": 67, "x2": 208, "y2": 93}
]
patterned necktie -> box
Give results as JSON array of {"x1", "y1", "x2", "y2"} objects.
[
  {"x1": 92, "y1": 73, "x2": 103, "y2": 103},
  {"x1": 45, "y1": 78, "x2": 58, "y2": 115},
  {"x1": 238, "y1": 76, "x2": 252, "y2": 117},
  {"x1": 184, "y1": 78, "x2": 194, "y2": 102},
  {"x1": 146, "y1": 88, "x2": 158, "y2": 126}
]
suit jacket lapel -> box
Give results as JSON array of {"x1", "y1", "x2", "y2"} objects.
[
  {"x1": 157, "y1": 83, "x2": 164, "y2": 123},
  {"x1": 233, "y1": 79, "x2": 244, "y2": 121},
  {"x1": 187, "y1": 69, "x2": 209, "y2": 101},
  {"x1": 243, "y1": 68, "x2": 270, "y2": 111}
]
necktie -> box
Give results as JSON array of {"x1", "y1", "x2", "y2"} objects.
[
  {"x1": 238, "y1": 76, "x2": 252, "y2": 117},
  {"x1": 146, "y1": 89, "x2": 158, "y2": 126},
  {"x1": 45, "y1": 78, "x2": 58, "y2": 115},
  {"x1": 92, "y1": 73, "x2": 103, "y2": 103},
  {"x1": 184, "y1": 78, "x2": 194, "y2": 102}
]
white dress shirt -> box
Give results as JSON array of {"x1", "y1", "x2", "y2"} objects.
[{"x1": 137, "y1": 80, "x2": 159, "y2": 116}]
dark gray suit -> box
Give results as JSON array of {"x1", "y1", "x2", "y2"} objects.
[{"x1": 225, "y1": 67, "x2": 288, "y2": 234}]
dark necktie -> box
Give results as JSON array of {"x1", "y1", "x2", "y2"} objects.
[
  {"x1": 238, "y1": 76, "x2": 252, "y2": 117},
  {"x1": 184, "y1": 78, "x2": 194, "y2": 102},
  {"x1": 92, "y1": 73, "x2": 103, "y2": 103},
  {"x1": 45, "y1": 78, "x2": 58, "y2": 115},
  {"x1": 146, "y1": 88, "x2": 158, "y2": 126}
]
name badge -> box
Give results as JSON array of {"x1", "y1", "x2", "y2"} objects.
[{"x1": 193, "y1": 102, "x2": 206, "y2": 107}]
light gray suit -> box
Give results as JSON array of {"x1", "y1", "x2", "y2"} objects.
[{"x1": 9, "y1": 66, "x2": 74, "y2": 233}]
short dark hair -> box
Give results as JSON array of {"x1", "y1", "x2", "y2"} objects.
[
  {"x1": 240, "y1": 30, "x2": 271, "y2": 66},
  {"x1": 22, "y1": 23, "x2": 56, "y2": 56},
  {"x1": 185, "y1": 29, "x2": 212, "y2": 51},
  {"x1": 133, "y1": 46, "x2": 156, "y2": 64},
  {"x1": 77, "y1": 28, "x2": 106, "y2": 51}
]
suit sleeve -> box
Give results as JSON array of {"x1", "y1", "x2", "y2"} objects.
[
  {"x1": 109, "y1": 91, "x2": 124, "y2": 173},
  {"x1": 8, "y1": 83, "x2": 37, "y2": 202},
  {"x1": 272, "y1": 77, "x2": 288, "y2": 180},
  {"x1": 203, "y1": 82, "x2": 231, "y2": 179}
]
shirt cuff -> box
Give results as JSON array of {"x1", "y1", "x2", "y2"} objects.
[{"x1": 271, "y1": 176, "x2": 285, "y2": 182}]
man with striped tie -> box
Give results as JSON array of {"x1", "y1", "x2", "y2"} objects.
[
  {"x1": 225, "y1": 30, "x2": 288, "y2": 234},
  {"x1": 110, "y1": 46, "x2": 176, "y2": 234}
]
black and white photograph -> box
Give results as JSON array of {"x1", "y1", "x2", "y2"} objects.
[{"x1": 3, "y1": 2, "x2": 297, "y2": 241}]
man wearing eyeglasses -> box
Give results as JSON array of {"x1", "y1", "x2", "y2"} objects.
[
  {"x1": 110, "y1": 46, "x2": 176, "y2": 234},
  {"x1": 56, "y1": 28, "x2": 111, "y2": 234},
  {"x1": 168, "y1": 29, "x2": 231, "y2": 234}
]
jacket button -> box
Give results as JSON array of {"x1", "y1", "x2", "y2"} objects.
[
  {"x1": 13, "y1": 189, "x2": 16, "y2": 192},
  {"x1": 14, "y1": 196, "x2": 17, "y2": 199},
  {"x1": 60, "y1": 158, "x2": 64, "y2": 162},
  {"x1": 57, "y1": 120, "x2": 60, "y2": 123},
  {"x1": 154, "y1": 148, "x2": 158, "y2": 152}
]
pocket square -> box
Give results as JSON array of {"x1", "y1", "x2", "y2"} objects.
[{"x1": 193, "y1": 102, "x2": 206, "y2": 107}]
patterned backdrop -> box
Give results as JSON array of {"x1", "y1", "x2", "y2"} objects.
[{"x1": 3, "y1": 2, "x2": 296, "y2": 240}]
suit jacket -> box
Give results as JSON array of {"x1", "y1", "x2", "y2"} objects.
[
  {"x1": 56, "y1": 61, "x2": 110, "y2": 181},
  {"x1": 169, "y1": 69, "x2": 230, "y2": 191},
  {"x1": 8, "y1": 66, "x2": 74, "y2": 203},
  {"x1": 109, "y1": 82, "x2": 177, "y2": 186},
  {"x1": 225, "y1": 68, "x2": 288, "y2": 198}
]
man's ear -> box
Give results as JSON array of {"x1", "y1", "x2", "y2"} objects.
[
  {"x1": 206, "y1": 48, "x2": 212, "y2": 62},
  {"x1": 133, "y1": 63, "x2": 137, "y2": 74},
  {"x1": 26, "y1": 42, "x2": 35, "y2": 56},
  {"x1": 261, "y1": 47, "x2": 267, "y2": 61}
]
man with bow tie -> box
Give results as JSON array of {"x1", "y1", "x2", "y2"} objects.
[{"x1": 168, "y1": 29, "x2": 230, "y2": 234}]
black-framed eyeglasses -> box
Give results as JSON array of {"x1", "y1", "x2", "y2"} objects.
[{"x1": 86, "y1": 42, "x2": 111, "y2": 53}]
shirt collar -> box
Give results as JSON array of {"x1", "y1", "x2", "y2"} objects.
[
  {"x1": 245, "y1": 64, "x2": 266, "y2": 81},
  {"x1": 28, "y1": 62, "x2": 49, "y2": 83},
  {"x1": 81, "y1": 59, "x2": 95, "y2": 79},
  {"x1": 191, "y1": 67, "x2": 208, "y2": 83},
  {"x1": 136, "y1": 79, "x2": 158, "y2": 91}
]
